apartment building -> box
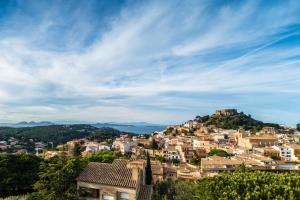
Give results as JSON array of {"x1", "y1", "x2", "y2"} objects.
[
  {"x1": 273, "y1": 145, "x2": 300, "y2": 161},
  {"x1": 163, "y1": 146, "x2": 180, "y2": 160},
  {"x1": 176, "y1": 145, "x2": 194, "y2": 163},
  {"x1": 112, "y1": 139, "x2": 136, "y2": 154},
  {"x1": 237, "y1": 132, "x2": 278, "y2": 149},
  {"x1": 201, "y1": 154, "x2": 270, "y2": 173}
]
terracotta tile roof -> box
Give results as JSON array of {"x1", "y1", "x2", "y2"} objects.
[
  {"x1": 202, "y1": 156, "x2": 242, "y2": 165},
  {"x1": 248, "y1": 135, "x2": 277, "y2": 140},
  {"x1": 285, "y1": 144, "x2": 300, "y2": 149},
  {"x1": 77, "y1": 159, "x2": 137, "y2": 188},
  {"x1": 138, "y1": 185, "x2": 152, "y2": 200}
]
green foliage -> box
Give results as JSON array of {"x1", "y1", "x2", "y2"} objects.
[
  {"x1": 190, "y1": 153, "x2": 203, "y2": 166},
  {"x1": 150, "y1": 138, "x2": 159, "y2": 150},
  {"x1": 145, "y1": 152, "x2": 152, "y2": 185},
  {"x1": 195, "y1": 112, "x2": 281, "y2": 131},
  {"x1": 170, "y1": 158, "x2": 180, "y2": 165},
  {"x1": 87, "y1": 127, "x2": 135, "y2": 141},
  {"x1": 190, "y1": 158, "x2": 201, "y2": 166},
  {"x1": 72, "y1": 143, "x2": 81, "y2": 157},
  {"x1": 29, "y1": 157, "x2": 86, "y2": 200},
  {"x1": 164, "y1": 127, "x2": 174, "y2": 135},
  {"x1": 195, "y1": 171, "x2": 300, "y2": 200},
  {"x1": 297, "y1": 123, "x2": 300, "y2": 131},
  {"x1": 152, "y1": 179, "x2": 197, "y2": 200},
  {"x1": 0, "y1": 154, "x2": 41, "y2": 198},
  {"x1": 208, "y1": 149, "x2": 230, "y2": 157},
  {"x1": 81, "y1": 151, "x2": 116, "y2": 163},
  {"x1": 154, "y1": 155, "x2": 166, "y2": 163},
  {"x1": 0, "y1": 195, "x2": 28, "y2": 200},
  {"x1": 0, "y1": 126, "x2": 132, "y2": 152}
]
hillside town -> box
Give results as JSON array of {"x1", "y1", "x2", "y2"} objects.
[
  {"x1": 1, "y1": 109, "x2": 300, "y2": 200},
  {"x1": 23, "y1": 109, "x2": 297, "y2": 199}
]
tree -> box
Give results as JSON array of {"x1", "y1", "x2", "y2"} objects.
[
  {"x1": 0, "y1": 154, "x2": 41, "y2": 198},
  {"x1": 81, "y1": 151, "x2": 116, "y2": 163},
  {"x1": 29, "y1": 157, "x2": 86, "y2": 200},
  {"x1": 171, "y1": 158, "x2": 180, "y2": 165},
  {"x1": 151, "y1": 138, "x2": 159, "y2": 150},
  {"x1": 235, "y1": 162, "x2": 246, "y2": 173},
  {"x1": 194, "y1": 111, "x2": 281, "y2": 131},
  {"x1": 190, "y1": 158, "x2": 200, "y2": 166},
  {"x1": 194, "y1": 171, "x2": 300, "y2": 200},
  {"x1": 145, "y1": 152, "x2": 152, "y2": 185},
  {"x1": 208, "y1": 149, "x2": 230, "y2": 157},
  {"x1": 297, "y1": 123, "x2": 300, "y2": 131},
  {"x1": 155, "y1": 155, "x2": 166, "y2": 163},
  {"x1": 152, "y1": 179, "x2": 196, "y2": 200},
  {"x1": 73, "y1": 143, "x2": 81, "y2": 157}
]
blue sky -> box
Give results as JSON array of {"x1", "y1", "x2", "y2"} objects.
[{"x1": 0, "y1": 0, "x2": 300, "y2": 126}]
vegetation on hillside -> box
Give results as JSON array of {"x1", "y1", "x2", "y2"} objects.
[
  {"x1": 0, "y1": 125, "x2": 133, "y2": 152},
  {"x1": 195, "y1": 171, "x2": 300, "y2": 200},
  {"x1": 207, "y1": 149, "x2": 230, "y2": 157},
  {"x1": 195, "y1": 111, "x2": 281, "y2": 131},
  {"x1": 86, "y1": 127, "x2": 135, "y2": 142},
  {"x1": 153, "y1": 171, "x2": 300, "y2": 200},
  {"x1": 297, "y1": 123, "x2": 300, "y2": 131}
]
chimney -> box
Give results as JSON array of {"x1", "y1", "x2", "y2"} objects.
[
  {"x1": 131, "y1": 167, "x2": 140, "y2": 182},
  {"x1": 127, "y1": 160, "x2": 145, "y2": 183}
]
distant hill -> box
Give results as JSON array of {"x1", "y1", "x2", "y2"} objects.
[
  {"x1": 0, "y1": 121, "x2": 55, "y2": 128},
  {"x1": 0, "y1": 121, "x2": 166, "y2": 134},
  {"x1": 195, "y1": 109, "x2": 281, "y2": 131},
  {"x1": 16, "y1": 121, "x2": 55, "y2": 127},
  {"x1": 0, "y1": 125, "x2": 134, "y2": 147}
]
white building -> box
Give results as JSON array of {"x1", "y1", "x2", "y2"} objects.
[
  {"x1": 113, "y1": 140, "x2": 136, "y2": 154},
  {"x1": 193, "y1": 138, "x2": 202, "y2": 148},
  {"x1": 273, "y1": 146, "x2": 298, "y2": 161},
  {"x1": 99, "y1": 144, "x2": 111, "y2": 151},
  {"x1": 183, "y1": 120, "x2": 197, "y2": 129},
  {"x1": 85, "y1": 142, "x2": 100, "y2": 152},
  {"x1": 163, "y1": 147, "x2": 181, "y2": 160}
]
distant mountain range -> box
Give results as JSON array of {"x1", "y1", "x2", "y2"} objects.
[
  {"x1": 0, "y1": 121, "x2": 167, "y2": 134},
  {"x1": 0, "y1": 121, "x2": 55, "y2": 127}
]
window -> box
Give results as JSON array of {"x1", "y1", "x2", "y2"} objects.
[
  {"x1": 103, "y1": 195, "x2": 114, "y2": 200},
  {"x1": 78, "y1": 187, "x2": 99, "y2": 198},
  {"x1": 119, "y1": 192, "x2": 129, "y2": 200}
]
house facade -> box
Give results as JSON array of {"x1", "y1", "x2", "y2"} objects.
[{"x1": 77, "y1": 159, "x2": 152, "y2": 200}]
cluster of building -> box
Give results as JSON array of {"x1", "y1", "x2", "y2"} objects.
[
  {"x1": 0, "y1": 137, "x2": 50, "y2": 154},
  {"x1": 38, "y1": 109, "x2": 300, "y2": 199}
]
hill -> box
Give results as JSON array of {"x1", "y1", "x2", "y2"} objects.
[
  {"x1": 195, "y1": 109, "x2": 281, "y2": 131},
  {"x1": 0, "y1": 125, "x2": 134, "y2": 149},
  {"x1": 0, "y1": 121, "x2": 55, "y2": 128}
]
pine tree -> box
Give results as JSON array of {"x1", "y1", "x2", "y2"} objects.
[
  {"x1": 145, "y1": 152, "x2": 152, "y2": 185},
  {"x1": 151, "y1": 138, "x2": 159, "y2": 150},
  {"x1": 73, "y1": 143, "x2": 81, "y2": 157}
]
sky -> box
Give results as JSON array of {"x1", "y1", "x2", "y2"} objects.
[{"x1": 0, "y1": 0, "x2": 300, "y2": 126}]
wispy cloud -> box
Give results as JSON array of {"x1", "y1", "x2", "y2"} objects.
[{"x1": 0, "y1": 0, "x2": 299, "y2": 125}]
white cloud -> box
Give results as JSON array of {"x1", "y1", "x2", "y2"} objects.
[{"x1": 0, "y1": 0, "x2": 299, "y2": 124}]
